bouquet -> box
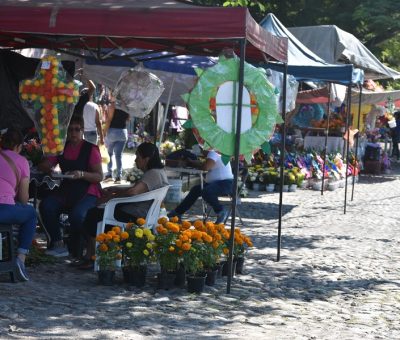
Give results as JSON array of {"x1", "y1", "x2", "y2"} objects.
[
  {"x1": 22, "y1": 138, "x2": 43, "y2": 166},
  {"x1": 95, "y1": 226, "x2": 123, "y2": 271},
  {"x1": 121, "y1": 219, "x2": 156, "y2": 268},
  {"x1": 124, "y1": 167, "x2": 143, "y2": 184}
]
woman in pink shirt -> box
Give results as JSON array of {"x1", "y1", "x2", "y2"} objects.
[
  {"x1": 39, "y1": 116, "x2": 103, "y2": 258},
  {"x1": 0, "y1": 128, "x2": 37, "y2": 281}
]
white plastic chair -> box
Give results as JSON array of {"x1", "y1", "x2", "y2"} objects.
[{"x1": 94, "y1": 185, "x2": 170, "y2": 271}]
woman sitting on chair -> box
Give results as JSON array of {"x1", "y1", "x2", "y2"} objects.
[
  {"x1": 39, "y1": 115, "x2": 103, "y2": 258},
  {"x1": 0, "y1": 127, "x2": 37, "y2": 281},
  {"x1": 78, "y1": 142, "x2": 168, "y2": 269}
]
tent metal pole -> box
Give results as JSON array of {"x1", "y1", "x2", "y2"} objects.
[
  {"x1": 321, "y1": 83, "x2": 332, "y2": 195},
  {"x1": 277, "y1": 62, "x2": 288, "y2": 262},
  {"x1": 226, "y1": 39, "x2": 246, "y2": 294},
  {"x1": 351, "y1": 85, "x2": 362, "y2": 201},
  {"x1": 158, "y1": 77, "x2": 175, "y2": 147},
  {"x1": 344, "y1": 84, "x2": 352, "y2": 214}
]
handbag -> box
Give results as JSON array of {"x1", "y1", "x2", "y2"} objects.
[{"x1": 0, "y1": 149, "x2": 21, "y2": 195}]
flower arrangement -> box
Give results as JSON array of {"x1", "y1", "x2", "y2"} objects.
[
  {"x1": 22, "y1": 138, "x2": 43, "y2": 166},
  {"x1": 95, "y1": 226, "x2": 123, "y2": 270},
  {"x1": 159, "y1": 140, "x2": 176, "y2": 157},
  {"x1": 226, "y1": 227, "x2": 253, "y2": 258},
  {"x1": 124, "y1": 166, "x2": 143, "y2": 184},
  {"x1": 121, "y1": 219, "x2": 156, "y2": 268}
]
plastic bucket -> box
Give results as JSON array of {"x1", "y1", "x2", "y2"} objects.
[{"x1": 165, "y1": 179, "x2": 182, "y2": 203}]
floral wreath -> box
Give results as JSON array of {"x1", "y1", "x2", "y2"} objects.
[{"x1": 182, "y1": 55, "x2": 281, "y2": 162}]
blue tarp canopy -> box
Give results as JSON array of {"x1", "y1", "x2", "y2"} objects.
[{"x1": 259, "y1": 13, "x2": 363, "y2": 85}]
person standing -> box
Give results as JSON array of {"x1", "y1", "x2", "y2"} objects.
[
  {"x1": 83, "y1": 97, "x2": 104, "y2": 145},
  {"x1": 103, "y1": 100, "x2": 129, "y2": 183},
  {"x1": 0, "y1": 127, "x2": 37, "y2": 281}
]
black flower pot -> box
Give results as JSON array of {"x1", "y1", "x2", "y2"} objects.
[
  {"x1": 98, "y1": 270, "x2": 115, "y2": 286},
  {"x1": 187, "y1": 274, "x2": 206, "y2": 294},
  {"x1": 128, "y1": 265, "x2": 147, "y2": 287},
  {"x1": 174, "y1": 263, "x2": 186, "y2": 288},
  {"x1": 235, "y1": 257, "x2": 245, "y2": 275},
  {"x1": 157, "y1": 270, "x2": 176, "y2": 290},
  {"x1": 205, "y1": 268, "x2": 218, "y2": 286},
  {"x1": 221, "y1": 259, "x2": 237, "y2": 277}
]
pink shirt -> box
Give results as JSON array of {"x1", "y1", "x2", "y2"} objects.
[
  {"x1": 0, "y1": 149, "x2": 30, "y2": 204},
  {"x1": 48, "y1": 141, "x2": 102, "y2": 197}
]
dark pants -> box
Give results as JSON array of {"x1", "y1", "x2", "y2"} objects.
[{"x1": 174, "y1": 179, "x2": 233, "y2": 215}]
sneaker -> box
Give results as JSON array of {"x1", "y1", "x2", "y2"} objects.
[
  {"x1": 103, "y1": 175, "x2": 113, "y2": 182},
  {"x1": 215, "y1": 208, "x2": 230, "y2": 224},
  {"x1": 16, "y1": 257, "x2": 29, "y2": 281},
  {"x1": 114, "y1": 177, "x2": 121, "y2": 184},
  {"x1": 45, "y1": 246, "x2": 69, "y2": 258}
]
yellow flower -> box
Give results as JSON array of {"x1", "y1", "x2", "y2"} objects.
[
  {"x1": 168, "y1": 246, "x2": 175, "y2": 252},
  {"x1": 143, "y1": 228, "x2": 151, "y2": 237},
  {"x1": 126, "y1": 242, "x2": 133, "y2": 248},
  {"x1": 148, "y1": 234, "x2": 155, "y2": 241},
  {"x1": 143, "y1": 249, "x2": 150, "y2": 256},
  {"x1": 146, "y1": 243, "x2": 152, "y2": 249},
  {"x1": 135, "y1": 228, "x2": 144, "y2": 238}
]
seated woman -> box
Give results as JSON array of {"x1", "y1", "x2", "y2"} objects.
[
  {"x1": 39, "y1": 115, "x2": 103, "y2": 257},
  {"x1": 0, "y1": 127, "x2": 37, "y2": 281},
  {"x1": 168, "y1": 149, "x2": 233, "y2": 223},
  {"x1": 79, "y1": 142, "x2": 168, "y2": 269}
]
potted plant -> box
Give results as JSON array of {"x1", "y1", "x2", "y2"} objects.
[
  {"x1": 287, "y1": 170, "x2": 297, "y2": 192},
  {"x1": 121, "y1": 219, "x2": 155, "y2": 287},
  {"x1": 95, "y1": 226, "x2": 123, "y2": 285},
  {"x1": 154, "y1": 217, "x2": 183, "y2": 289}
]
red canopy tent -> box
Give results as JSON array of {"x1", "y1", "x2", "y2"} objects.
[{"x1": 0, "y1": 0, "x2": 287, "y2": 63}]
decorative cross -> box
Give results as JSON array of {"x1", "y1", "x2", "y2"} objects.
[{"x1": 20, "y1": 56, "x2": 79, "y2": 155}]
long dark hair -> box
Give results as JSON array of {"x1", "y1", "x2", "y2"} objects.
[
  {"x1": 137, "y1": 142, "x2": 163, "y2": 170},
  {"x1": 0, "y1": 127, "x2": 24, "y2": 150}
]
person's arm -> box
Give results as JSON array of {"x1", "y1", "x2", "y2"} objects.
[
  {"x1": 95, "y1": 108, "x2": 104, "y2": 145},
  {"x1": 187, "y1": 158, "x2": 215, "y2": 171},
  {"x1": 98, "y1": 181, "x2": 148, "y2": 204},
  {"x1": 16, "y1": 177, "x2": 29, "y2": 204}
]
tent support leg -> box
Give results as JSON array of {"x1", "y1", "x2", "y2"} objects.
[
  {"x1": 226, "y1": 39, "x2": 246, "y2": 294},
  {"x1": 344, "y1": 84, "x2": 352, "y2": 214},
  {"x1": 277, "y1": 62, "x2": 288, "y2": 262}
]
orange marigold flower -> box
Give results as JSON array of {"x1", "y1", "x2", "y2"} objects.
[
  {"x1": 212, "y1": 241, "x2": 219, "y2": 249},
  {"x1": 99, "y1": 243, "x2": 108, "y2": 252},
  {"x1": 107, "y1": 230, "x2": 116, "y2": 237},
  {"x1": 113, "y1": 236, "x2": 120, "y2": 243},
  {"x1": 223, "y1": 247, "x2": 229, "y2": 255},
  {"x1": 158, "y1": 217, "x2": 168, "y2": 225},
  {"x1": 181, "y1": 220, "x2": 191, "y2": 229},
  {"x1": 181, "y1": 235, "x2": 189, "y2": 242},
  {"x1": 175, "y1": 239, "x2": 183, "y2": 248},
  {"x1": 205, "y1": 221, "x2": 214, "y2": 229},
  {"x1": 169, "y1": 224, "x2": 180, "y2": 233},
  {"x1": 169, "y1": 216, "x2": 179, "y2": 223},
  {"x1": 120, "y1": 231, "x2": 129, "y2": 240},
  {"x1": 112, "y1": 226, "x2": 121, "y2": 234},
  {"x1": 96, "y1": 234, "x2": 105, "y2": 243},
  {"x1": 136, "y1": 218, "x2": 146, "y2": 226},
  {"x1": 104, "y1": 234, "x2": 113, "y2": 241},
  {"x1": 193, "y1": 220, "x2": 203, "y2": 229},
  {"x1": 182, "y1": 242, "x2": 191, "y2": 251}
]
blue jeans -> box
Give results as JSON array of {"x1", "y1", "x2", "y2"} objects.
[
  {"x1": 105, "y1": 128, "x2": 127, "y2": 178},
  {"x1": 84, "y1": 130, "x2": 98, "y2": 145},
  {"x1": 0, "y1": 203, "x2": 37, "y2": 254},
  {"x1": 174, "y1": 179, "x2": 233, "y2": 215},
  {"x1": 39, "y1": 194, "x2": 97, "y2": 245}
]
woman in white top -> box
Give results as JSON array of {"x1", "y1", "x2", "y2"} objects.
[{"x1": 168, "y1": 149, "x2": 233, "y2": 223}]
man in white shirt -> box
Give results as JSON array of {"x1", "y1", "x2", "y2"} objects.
[
  {"x1": 83, "y1": 98, "x2": 104, "y2": 145},
  {"x1": 168, "y1": 150, "x2": 233, "y2": 223}
]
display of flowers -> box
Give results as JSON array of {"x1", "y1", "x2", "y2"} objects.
[
  {"x1": 221, "y1": 227, "x2": 253, "y2": 258},
  {"x1": 160, "y1": 140, "x2": 176, "y2": 157},
  {"x1": 22, "y1": 138, "x2": 43, "y2": 166},
  {"x1": 121, "y1": 219, "x2": 156, "y2": 268},
  {"x1": 124, "y1": 166, "x2": 143, "y2": 183},
  {"x1": 95, "y1": 226, "x2": 123, "y2": 270}
]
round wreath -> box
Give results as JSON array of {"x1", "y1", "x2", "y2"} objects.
[{"x1": 183, "y1": 55, "x2": 281, "y2": 161}]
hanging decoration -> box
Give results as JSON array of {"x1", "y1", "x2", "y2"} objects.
[
  {"x1": 182, "y1": 54, "x2": 281, "y2": 163},
  {"x1": 113, "y1": 64, "x2": 165, "y2": 118},
  {"x1": 19, "y1": 55, "x2": 79, "y2": 155}
]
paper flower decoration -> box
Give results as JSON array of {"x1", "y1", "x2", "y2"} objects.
[
  {"x1": 19, "y1": 55, "x2": 79, "y2": 155},
  {"x1": 113, "y1": 64, "x2": 164, "y2": 118},
  {"x1": 182, "y1": 55, "x2": 281, "y2": 163}
]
